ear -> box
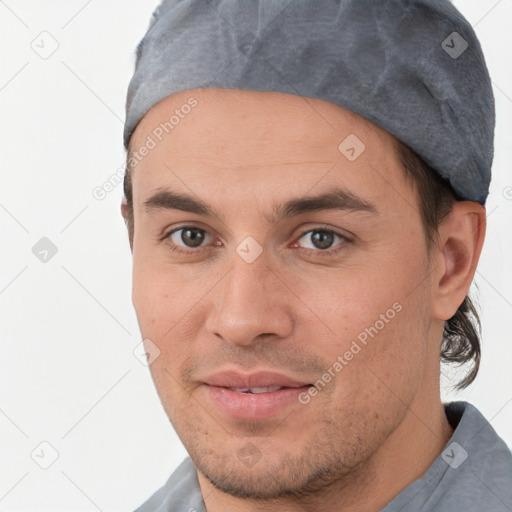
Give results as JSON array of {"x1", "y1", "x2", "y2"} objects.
[
  {"x1": 431, "y1": 201, "x2": 486, "y2": 321},
  {"x1": 121, "y1": 199, "x2": 128, "y2": 221},
  {"x1": 120, "y1": 199, "x2": 134, "y2": 253}
]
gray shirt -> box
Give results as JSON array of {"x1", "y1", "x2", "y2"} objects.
[{"x1": 134, "y1": 401, "x2": 512, "y2": 511}]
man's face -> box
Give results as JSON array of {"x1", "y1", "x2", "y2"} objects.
[{"x1": 128, "y1": 89, "x2": 437, "y2": 498}]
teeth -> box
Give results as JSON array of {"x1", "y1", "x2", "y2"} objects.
[
  {"x1": 230, "y1": 386, "x2": 283, "y2": 393},
  {"x1": 250, "y1": 386, "x2": 282, "y2": 393}
]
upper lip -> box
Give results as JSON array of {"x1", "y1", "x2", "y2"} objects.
[{"x1": 202, "y1": 370, "x2": 310, "y2": 388}]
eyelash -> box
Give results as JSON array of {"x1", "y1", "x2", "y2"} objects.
[{"x1": 161, "y1": 225, "x2": 352, "y2": 258}]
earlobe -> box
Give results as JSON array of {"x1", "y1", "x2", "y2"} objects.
[
  {"x1": 121, "y1": 199, "x2": 128, "y2": 220},
  {"x1": 432, "y1": 202, "x2": 486, "y2": 321}
]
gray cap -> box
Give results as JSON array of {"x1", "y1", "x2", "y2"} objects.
[{"x1": 124, "y1": 0, "x2": 495, "y2": 204}]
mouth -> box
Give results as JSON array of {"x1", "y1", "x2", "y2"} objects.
[{"x1": 200, "y1": 370, "x2": 312, "y2": 420}]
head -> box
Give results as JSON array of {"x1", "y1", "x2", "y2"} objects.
[
  {"x1": 121, "y1": 0, "x2": 493, "y2": 502},
  {"x1": 121, "y1": 87, "x2": 486, "y2": 498}
]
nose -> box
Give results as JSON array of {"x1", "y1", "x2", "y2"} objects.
[{"x1": 205, "y1": 249, "x2": 294, "y2": 347}]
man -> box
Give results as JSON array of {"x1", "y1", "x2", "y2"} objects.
[{"x1": 121, "y1": 1, "x2": 512, "y2": 510}]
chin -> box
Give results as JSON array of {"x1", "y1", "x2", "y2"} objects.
[{"x1": 190, "y1": 442, "x2": 357, "y2": 500}]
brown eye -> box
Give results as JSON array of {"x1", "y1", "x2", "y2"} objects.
[
  {"x1": 165, "y1": 227, "x2": 212, "y2": 251},
  {"x1": 296, "y1": 229, "x2": 346, "y2": 251}
]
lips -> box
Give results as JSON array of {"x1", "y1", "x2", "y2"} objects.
[
  {"x1": 203, "y1": 370, "x2": 309, "y2": 389},
  {"x1": 201, "y1": 370, "x2": 311, "y2": 420}
]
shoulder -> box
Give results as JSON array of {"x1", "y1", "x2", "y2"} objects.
[
  {"x1": 426, "y1": 401, "x2": 512, "y2": 510},
  {"x1": 133, "y1": 458, "x2": 205, "y2": 512},
  {"x1": 383, "y1": 401, "x2": 512, "y2": 512}
]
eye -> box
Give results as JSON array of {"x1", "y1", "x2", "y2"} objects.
[
  {"x1": 164, "y1": 226, "x2": 213, "y2": 254},
  {"x1": 294, "y1": 228, "x2": 350, "y2": 256}
]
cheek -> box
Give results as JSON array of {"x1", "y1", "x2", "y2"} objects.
[
  {"x1": 131, "y1": 251, "x2": 216, "y2": 347},
  {"x1": 292, "y1": 245, "x2": 430, "y2": 385},
  {"x1": 289, "y1": 264, "x2": 402, "y2": 345},
  {"x1": 339, "y1": 286, "x2": 429, "y2": 408}
]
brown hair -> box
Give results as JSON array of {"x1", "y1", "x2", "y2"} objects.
[{"x1": 122, "y1": 138, "x2": 481, "y2": 390}]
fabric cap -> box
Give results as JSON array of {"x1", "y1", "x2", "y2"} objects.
[{"x1": 124, "y1": 0, "x2": 495, "y2": 204}]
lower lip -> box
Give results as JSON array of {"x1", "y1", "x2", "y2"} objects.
[{"x1": 203, "y1": 385, "x2": 311, "y2": 420}]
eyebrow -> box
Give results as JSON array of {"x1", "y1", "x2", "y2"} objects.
[{"x1": 143, "y1": 186, "x2": 378, "y2": 223}]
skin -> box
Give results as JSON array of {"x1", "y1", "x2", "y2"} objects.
[{"x1": 123, "y1": 88, "x2": 486, "y2": 512}]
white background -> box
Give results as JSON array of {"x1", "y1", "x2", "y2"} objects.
[{"x1": 0, "y1": 1, "x2": 511, "y2": 510}]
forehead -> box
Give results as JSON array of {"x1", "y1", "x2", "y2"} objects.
[
  {"x1": 130, "y1": 88, "x2": 395, "y2": 158},
  {"x1": 129, "y1": 88, "x2": 413, "y2": 217}
]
